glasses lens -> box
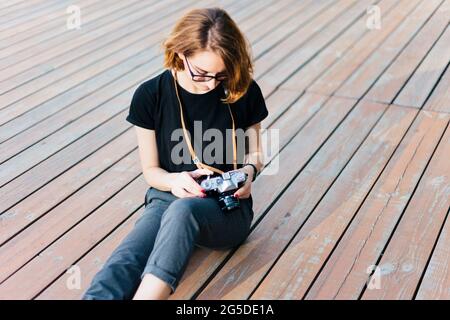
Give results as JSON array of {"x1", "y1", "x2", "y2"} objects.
[
  {"x1": 193, "y1": 75, "x2": 227, "y2": 82},
  {"x1": 193, "y1": 75, "x2": 214, "y2": 82}
]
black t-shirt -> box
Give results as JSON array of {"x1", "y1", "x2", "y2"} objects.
[{"x1": 126, "y1": 69, "x2": 268, "y2": 174}]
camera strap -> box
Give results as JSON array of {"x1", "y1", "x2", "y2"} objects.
[{"x1": 173, "y1": 70, "x2": 237, "y2": 175}]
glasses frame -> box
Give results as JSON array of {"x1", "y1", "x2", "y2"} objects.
[{"x1": 185, "y1": 56, "x2": 228, "y2": 82}]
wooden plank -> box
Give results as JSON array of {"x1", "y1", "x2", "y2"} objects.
[
  {"x1": 305, "y1": 110, "x2": 449, "y2": 299},
  {"x1": 0, "y1": 0, "x2": 41, "y2": 13},
  {"x1": 0, "y1": 175, "x2": 147, "y2": 299},
  {"x1": 245, "y1": 0, "x2": 314, "y2": 45},
  {"x1": 264, "y1": 92, "x2": 329, "y2": 149},
  {"x1": 0, "y1": 0, "x2": 170, "y2": 79},
  {"x1": 248, "y1": 105, "x2": 417, "y2": 300},
  {"x1": 306, "y1": 0, "x2": 421, "y2": 97},
  {"x1": 201, "y1": 102, "x2": 409, "y2": 300},
  {"x1": 0, "y1": 107, "x2": 133, "y2": 212},
  {"x1": 393, "y1": 25, "x2": 450, "y2": 108},
  {"x1": 255, "y1": 0, "x2": 356, "y2": 79},
  {"x1": 279, "y1": 0, "x2": 399, "y2": 93},
  {"x1": 0, "y1": 66, "x2": 158, "y2": 187},
  {"x1": 416, "y1": 208, "x2": 450, "y2": 299},
  {"x1": 228, "y1": 0, "x2": 298, "y2": 42},
  {"x1": 0, "y1": 0, "x2": 148, "y2": 56},
  {"x1": 252, "y1": 0, "x2": 333, "y2": 61},
  {"x1": 0, "y1": 3, "x2": 213, "y2": 139},
  {"x1": 0, "y1": 0, "x2": 147, "y2": 95},
  {"x1": 362, "y1": 123, "x2": 450, "y2": 299},
  {"x1": 272, "y1": 0, "x2": 398, "y2": 92},
  {"x1": 262, "y1": 89, "x2": 307, "y2": 128},
  {"x1": 0, "y1": 128, "x2": 135, "y2": 245},
  {"x1": 423, "y1": 66, "x2": 450, "y2": 114},
  {"x1": 0, "y1": 0, "x2": 62, "y2": 26},
  {"x1": 0, "y1": 3, "x2": 183, "y2": 95},
  {"x1": 0, "y1": 0, "x2": 101, "y2": 42},
  {"x1": 193, "y1": 99, "x2": 386, "y2": 299},
  {"x1": 0, "y1": 62, "x2": 161, "y2": 160},
  {"x1": 365, "y1": 0, "x2": 450, "y2": 105},
  {"x1": 0, "y1": 150, "x2": 141, "y2": 285},
  {"x1": 36, "y1": 204, "x2": 142, "y2": 300},
  {"x1": 0, "y1": 29, "x2": 168, "y2": 133},
  {"x1": 334, "y1": 0, "x2": 444, "y2": 100},
  {"x1": 258, "y1": 0, "x2": 379, "y2": 94}
]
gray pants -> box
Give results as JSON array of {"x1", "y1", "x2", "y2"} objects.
[{"x1": 82, "y1": 186, "x2": 254, "y2": 300}]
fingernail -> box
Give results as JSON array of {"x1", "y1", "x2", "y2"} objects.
[{"x1": 234, "y1": 194, "x2": 239, "y2": 199}]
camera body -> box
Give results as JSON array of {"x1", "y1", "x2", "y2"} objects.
[{"x1": 197, "y1": 170, "x2": 248, "y2": 212}]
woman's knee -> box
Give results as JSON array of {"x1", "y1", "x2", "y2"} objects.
[{"x1": 162, "y1": 198, "x2": 198, "y2": 222}]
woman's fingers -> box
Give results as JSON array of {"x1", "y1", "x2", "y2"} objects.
[
  {"x1": 234, "y1": 181, "x2": 251, "y2": 199},
  {"x1": 189, "y1": 168, "x2": 214, "y2": 178},
  {"x1": 181, "y1": 188, "x2": 198, "y2": 198},
  {"x1": 173, "y1": 187, "x2": 197, "y2": 198},
  {"x1": 234, "y1": 190, "x2": 250, "y2": 199},
  {"x1": 181, "y1": 172, "x2": 205, "y2": 196}
]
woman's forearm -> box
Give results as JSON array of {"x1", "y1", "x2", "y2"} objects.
[
  {"x1": 143, "y1": 167, "x2": 178, "y2": 192},
  {"x1": 244, "y1": 151, "x2": 264, "y2": 173}
]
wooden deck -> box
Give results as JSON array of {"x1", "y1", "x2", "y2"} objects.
[{"x1": 0, "y1": 0, "x2": 449, "y2": 300}]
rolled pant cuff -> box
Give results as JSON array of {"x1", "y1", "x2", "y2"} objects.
[{"x1": 142, "y1": 264, "x2": 178, "y2": 294}]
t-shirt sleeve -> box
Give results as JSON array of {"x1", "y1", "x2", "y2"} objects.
[
  {"x1": 244, "y1": 80, "x2": 269, "y2": 128},
  {"x1": 126, "y1": 83, "x2": 156, "y2": 130}
]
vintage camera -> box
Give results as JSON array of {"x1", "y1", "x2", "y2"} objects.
[{"x1": 198, "y1": 170, "x2": 248, "y2": 212}]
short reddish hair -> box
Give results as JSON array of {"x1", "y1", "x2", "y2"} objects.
[{"x1": 162, "y1": 7, "x2": 254, "y2": 104}]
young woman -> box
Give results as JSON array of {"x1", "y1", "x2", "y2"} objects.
[{"x1": 82, "y1": 7, "x2": 268, "y2": 300}]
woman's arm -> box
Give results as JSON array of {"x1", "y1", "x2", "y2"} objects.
[
  {"x1": 234, "y1": 122, "x2": 265, "y2": 199},
  {"x1": 243, "y1": 122, "x2": 264, "y2": 174},
  {"x1": 135, "y1": 126, "x2": 176, "y2": 192},
  {"x1": 134, "y1": 126, "x2": 212, "y2": 197}
]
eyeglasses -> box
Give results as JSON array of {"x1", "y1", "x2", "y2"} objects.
[{"x1": 185, "y1": 57, "x2": 228, "y2": 82}]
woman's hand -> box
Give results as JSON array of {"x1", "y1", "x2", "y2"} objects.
[
  {"x1": 233, "y1": 166, "x2": 254, "y2": 199},
  {"x1": 169, "y1": 168, "x2": 214, "y2": 198}
]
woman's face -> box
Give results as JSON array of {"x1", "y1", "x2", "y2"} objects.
[{"x1": 178, "y1": 50, "x2": 226, "y2": 92}]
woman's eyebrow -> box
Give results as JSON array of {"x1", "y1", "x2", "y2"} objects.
[{"x1": 194, "y1": 64, "x2": 226, "y2": 75}]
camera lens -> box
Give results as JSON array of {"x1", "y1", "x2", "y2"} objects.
[{"x1": 218, "y1": 194, "x2": 240, "y2": 212}]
